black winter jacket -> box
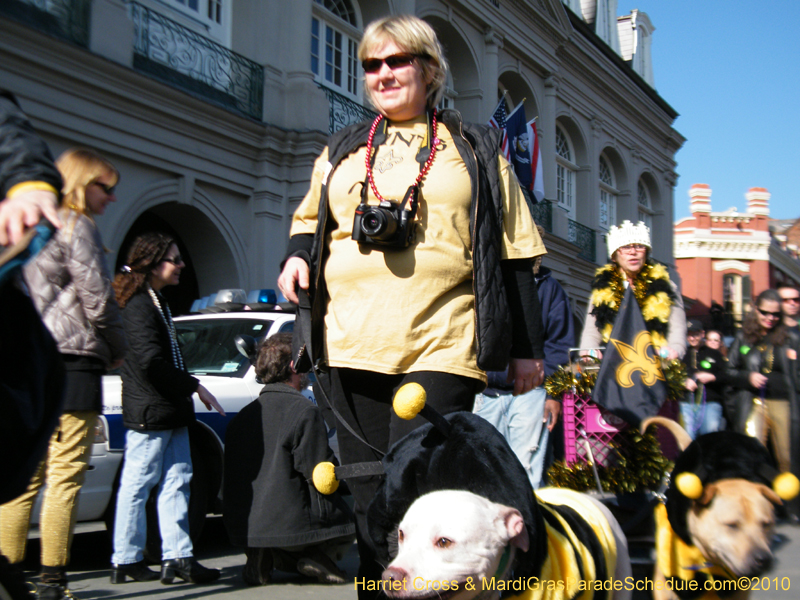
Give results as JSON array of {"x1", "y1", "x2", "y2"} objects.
[
  {"x1": 223, "y1": 383, "x2": 355, "y2": 547},
  {"x1": 0, "y1": 90, "x2": 62, "y2": 198},
  {"x1": 286, "y1": 109, "x2": 544, "y2": 373},
  {"x1": 120, "y1": 291, "x2": 197, "y2": 430}
]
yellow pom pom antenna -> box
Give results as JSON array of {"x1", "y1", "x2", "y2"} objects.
[
  {"x1": 675, "y1": 472, "x2": 703, "y2": 499},
  {"x1": 393, "y1": 382, "x2": 427, "y2": 420},
  {"x1": 312, "y1": 461, "x2": 339, "y2": 495},
  {"x1": 773, "y1": 472, "x2": 800, "y2": 501}
]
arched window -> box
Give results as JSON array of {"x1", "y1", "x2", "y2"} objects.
[
  {"x1": 555, "y1": 125, "x2": 577, "y2": 216},
  {"x1": 637, "y1": 180, "x2": 653, "y2": 228},
  {"x1": 599, "y1": 155, "x2": 617, "y2": 230},
  {"x1": 311, "y1": 0, "x2": 360, "y2": 98}
]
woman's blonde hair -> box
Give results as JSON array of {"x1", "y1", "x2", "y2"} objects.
[
  {"x1": 358, "y1": 15, "x2": 449, "y2": 112},
  {"x1": 56, "y1": 147, "x2": 119, "y2": 218}
]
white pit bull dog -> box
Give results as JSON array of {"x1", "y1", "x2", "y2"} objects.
[{"x1": 382, "y1": 489, "x2": 632, "y2": 600}]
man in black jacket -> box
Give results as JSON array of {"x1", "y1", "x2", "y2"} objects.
[
  {"x1": 223, "y1": 333, "x2": 355, "y2": 586},
  {"x1": 680, "y1": 319, "x2": 726, "y2": 438}
]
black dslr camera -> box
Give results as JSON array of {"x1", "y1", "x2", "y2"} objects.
[{"x1": 352, "y1": 199, "x2": 416, "y2": 248}]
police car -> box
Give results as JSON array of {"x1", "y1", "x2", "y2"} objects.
[{"x1": 32, "y1": 289, "x2": 311, "y2": 556}]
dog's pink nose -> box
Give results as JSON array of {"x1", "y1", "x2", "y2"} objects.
[{"x1": 382, "y1": 566, "x2": 408, "y2": 585}]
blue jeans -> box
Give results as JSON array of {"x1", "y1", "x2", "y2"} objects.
[
  {"x1": 679, "y1": 400, "x2": 724, "y2": 439},
  {"x1": 474, "y1": 387, "x2": 550, "y2": 488},
  {"x1": 111, "y1": 427, "x2": 193, "y2": 564}
]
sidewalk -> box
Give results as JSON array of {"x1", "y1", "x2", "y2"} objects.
[{"x1": 25, "y1": 516, "x2": 800, "y2": 600}]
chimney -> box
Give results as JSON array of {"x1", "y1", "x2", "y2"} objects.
[
  {"x1": 689, "y1": 183, "x2": 712, "y2": 214},
  {"x1": 746, "y1": 187, "x2": 770, "y2": 216}
]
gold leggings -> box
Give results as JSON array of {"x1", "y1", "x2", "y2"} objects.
[
  {"x1": 0, "y1": 411, "x2": 96, "y2": 567},
  {"x1": 747, "y1": 399, "x2": 791, "y2": 472}
]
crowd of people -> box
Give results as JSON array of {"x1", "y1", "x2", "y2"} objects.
[{"x1": 2, "y1": 12, "x2": 800, "y2": 600}]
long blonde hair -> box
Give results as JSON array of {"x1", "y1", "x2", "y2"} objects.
[{"x1": 56, "y1": 147, "x2": 119, "y2": 219}]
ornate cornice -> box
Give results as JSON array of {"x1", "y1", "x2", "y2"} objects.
[{"x1": 674, "y1": 239, "x2": 770, "y2": 261}]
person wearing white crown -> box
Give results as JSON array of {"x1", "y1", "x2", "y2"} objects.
[{"x1": 579, "y1": 220, "x2": 687, "y2": 360}]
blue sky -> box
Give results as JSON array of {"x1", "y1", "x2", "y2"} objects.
[{"x1": 632, "y1": 0, "x2": 800, "y2": 221}]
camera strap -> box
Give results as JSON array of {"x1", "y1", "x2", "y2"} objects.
[{"x1": 362, "y1": 109, "x2": 439, "y2": 215}]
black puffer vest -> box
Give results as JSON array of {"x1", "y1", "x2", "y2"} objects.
[{"x1": 298, "y1": 109, "x2": 511, "y2": 372}]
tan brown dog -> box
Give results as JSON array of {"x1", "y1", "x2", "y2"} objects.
[{"x1": 642, "y1": 417, "x2": 798, "y2": 600}]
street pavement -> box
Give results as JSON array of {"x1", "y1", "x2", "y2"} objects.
[{"x1": 18, "y1": 514, "x2": 800, "y2": 600}]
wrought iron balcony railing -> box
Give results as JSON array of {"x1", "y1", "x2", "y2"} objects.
[
  {"x1": 568, "y1": 218, "x2": 596, "y2": 262},
  {"x1": 0, "y1": 0, "x2": 90, "y2": 47},
  {"x1": 529, "y1": 199, "x2": 552, "y2": 233},
  {"x1": 317, "y1": 84, "x2": 377, "y2": 134},
  {"x1": 128, "y1": 1, "x2": 263, "y2": 120}
]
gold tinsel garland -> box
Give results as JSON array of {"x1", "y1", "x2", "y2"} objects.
[
  {"x1": 544, "y1": 359, "x2": 686, "y2": 492},
  {"x1": 547, "y1": 428, "x2": 672, "y2": 493},
  {"x1": 544, "y1": 360, "x2": 687, "y2": 402}
]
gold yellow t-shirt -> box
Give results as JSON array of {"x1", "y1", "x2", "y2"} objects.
[{"x1": 291, "y1": 116, "x2": 545, "y2": 381}]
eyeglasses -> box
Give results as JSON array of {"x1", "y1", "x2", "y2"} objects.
[
  {"x1": 757, "y1": 308, "x2": 782, "y2": 319},
  {"x1": 361, "y1": 53, "x2": 421, "y2": 74},
  {"x1": 618, "y1": 244, "x2": 647, "y2": 254},
  {"x1": 161, "y1": 255, "x2": 183, "y2": 265},
  {"x1": 781, "y1": 296, "x2": 800, "y2": 303},
  {"x1": 91, "y1": 181, "x2": 116, "y2": 196}
]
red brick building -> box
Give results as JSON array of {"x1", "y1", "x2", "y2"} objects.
[{"x1": 674, "y1": 184, "x2": 800, "y2": 333}]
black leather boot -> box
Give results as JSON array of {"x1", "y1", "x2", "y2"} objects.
[
  {"x1": 110, "y1": 561, "x2": 159, "y2": 584},
  {"x1": 160, "y1": 558, "x2": 220, "y2": 584}
]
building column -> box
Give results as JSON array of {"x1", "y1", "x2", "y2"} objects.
[
  {"x1": 483, "y1": 27, "x2": 502, "y2": 118},
  {"x1": 543, "y1": 74, "x2": 568, "y2": 240},
  {"x1": 89, "y1": 0, "x2": 134, "y2": 67}
]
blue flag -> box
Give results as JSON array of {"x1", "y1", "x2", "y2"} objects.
[
  {"x1": 505, "y1": 104, "x2": 532, "y2": 189},
  {"x1": 592, "y1": 286, "x2": 668, "y2": 426}
]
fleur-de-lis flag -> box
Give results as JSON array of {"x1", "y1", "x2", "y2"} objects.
[{"x1": 592, "y1": 285, "x2": 668, "y2": 426}]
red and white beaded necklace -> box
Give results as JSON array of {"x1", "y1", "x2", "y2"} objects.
[{"x1": 363, "y1": 109, "x2": 439, "y2": 207}]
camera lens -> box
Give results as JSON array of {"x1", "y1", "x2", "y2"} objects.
[{"x1": 361, "y1": 207, "x2": 396, "y2": 239}]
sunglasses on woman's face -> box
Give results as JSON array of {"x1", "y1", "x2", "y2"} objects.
[
  {"x1": 161, "y1": 255, "x2": 183, "y2": 265},
  {"x1": 757, "y1": 307, "x2": 782, "y2": 319},
  {"x1": 361, "y1": 53, "x2": 419, "y2": 74},
  {"x1": 92, "y1": 181, "x2": 116, "y2": 196}
]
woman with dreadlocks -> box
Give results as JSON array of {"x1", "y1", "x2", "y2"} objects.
[{"x1": 109, "y1": 232, "x2": 223, "y2": 585}]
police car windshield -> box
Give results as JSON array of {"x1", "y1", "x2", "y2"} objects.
[{"x1": 176, "y1": 318, "x2": 274, "y2": 377}]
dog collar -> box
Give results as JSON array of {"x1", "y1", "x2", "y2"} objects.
[{"x1": 493, "y1": 545, "x2": 512, "y2": 580}]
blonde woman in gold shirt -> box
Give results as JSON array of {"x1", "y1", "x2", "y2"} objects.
[{"x1": 277, "y1": 15, "x2": 546, "y2": 596}]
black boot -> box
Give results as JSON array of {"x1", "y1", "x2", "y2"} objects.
[
  {"x1": 37, "y1": 568, "x2": 74, "y2": 600},
  {"x1": 160, "y1": 558, "x2": 220, "y2": 584},
  {"x1": 110, "y1": 561, "x2": 159, "y2": 584},
  {"x1": 242, "y1": 548, "x2": 272, "y2": 586}
]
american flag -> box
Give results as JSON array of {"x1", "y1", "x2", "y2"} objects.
[{"x1": 488, "y1": 98, "x2": 511, "y2": 160}]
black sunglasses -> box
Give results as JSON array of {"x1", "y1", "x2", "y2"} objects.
[
  {"x1": 361, "y1": 53, "x2": 421, "y2": 74},
  {"x1": 161, "y1": 255, "x2": 183, "y2": 265},
  {"x1": 782, "y1": 296, "x2": 800, "y2": 303},
  {"x1": 757, "y1": 307, "x2": 782, "y2": 318},
  {"x1": 92, "y1": 181, "x2": 116, "y2": 196}
]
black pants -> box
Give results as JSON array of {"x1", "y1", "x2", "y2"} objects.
[{"x1": 315, "y1": 368, "x2": 480, "y2": 599}]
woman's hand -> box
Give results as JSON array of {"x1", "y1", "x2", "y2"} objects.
[
  {"x1": 508, "y1": 358, "x2": 545, "y2": 396},
  {"x1": 277, "y1": 256, "x2": 310, "y2": 304},
  {"x1": 695, "y1": 371, "x2": 716, "y2": 384},
  {"x1": 748, "y1": 372, "x2": 768, "y2": 389},
  {"x1": 684, "y1": 378, "x2": 698, "y2": 392},
  {"x1": 544, "y1": 399, "x2": 561, "y2": 431},
  {"x1": 196, "y1": 384, "x2": 225, "y2": 416}
]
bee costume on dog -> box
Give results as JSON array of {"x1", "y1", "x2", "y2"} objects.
[
  {"x1": 313, "y1": 385, "x2": 625, "y2": 600},
  {"x1": 657, "y1": 431, "x2": 799, "y2": 599}
]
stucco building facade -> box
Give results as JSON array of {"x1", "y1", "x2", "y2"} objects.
[{"x1": 2, "y1": 0, "x2": 684, "y2": 323}]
